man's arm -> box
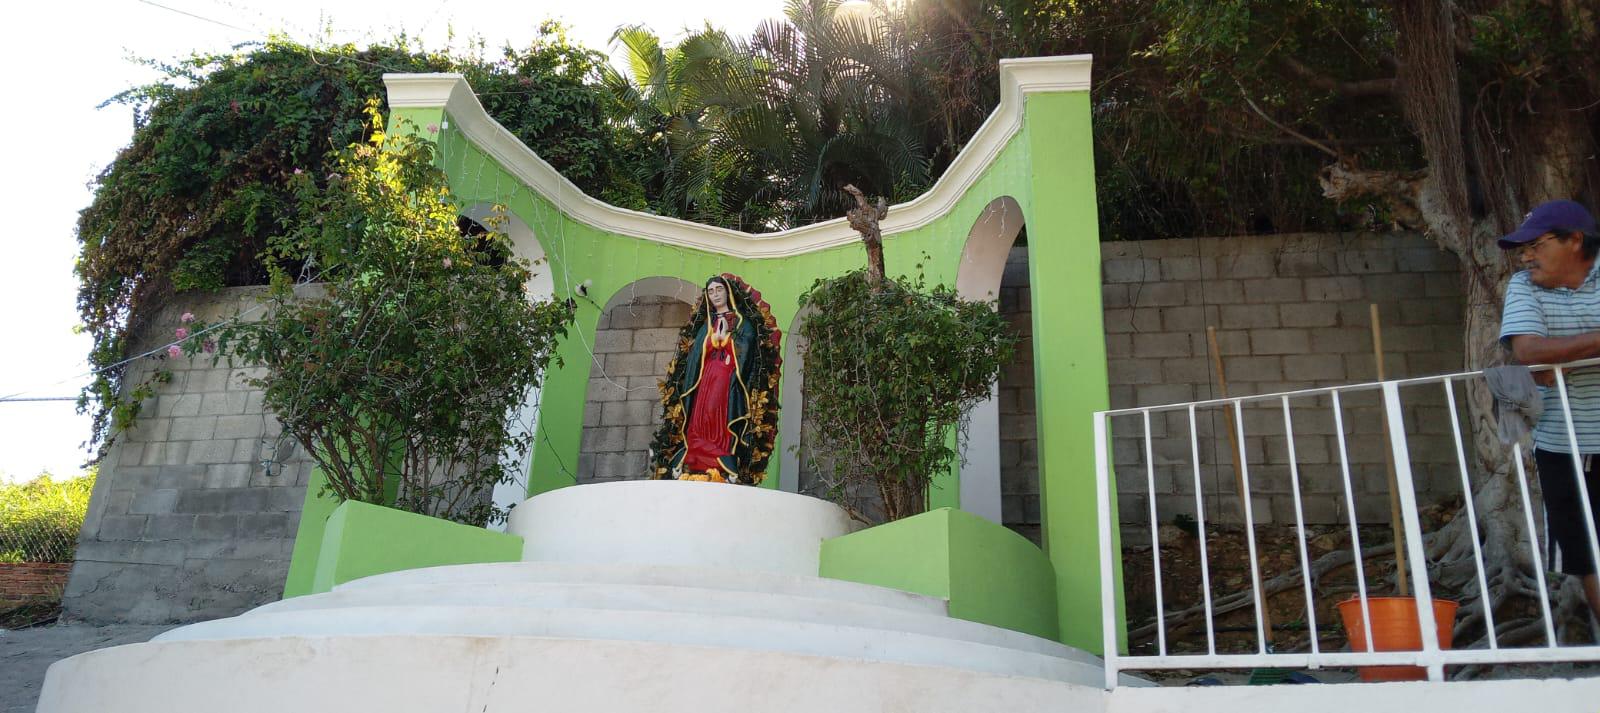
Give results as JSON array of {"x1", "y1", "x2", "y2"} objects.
[{"x1": 1509, "y1": 333, "x2": 1600, "y2": 365}]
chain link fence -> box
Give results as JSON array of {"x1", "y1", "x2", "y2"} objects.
[{"x1": 1, "y1": 474, "x2": 92, "y2": 564}]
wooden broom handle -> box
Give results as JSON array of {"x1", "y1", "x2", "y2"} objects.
[
  {"x1": 1207, "y1": 326, "x2": 1274, "y2": 645},
  {"x1": 1371, "y1": 304, "x2": 1410, "y2": 597}
]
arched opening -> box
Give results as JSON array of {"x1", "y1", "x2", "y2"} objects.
[
  {"x1": 954, "y1": 196, "x2": 1029, "y2": 534},
  {"x1": 459, "y1": 204, "x2": 554, "y2": 297},
  {"x1": 577, "y1": 276, "x2": 700, "y2": 484}
]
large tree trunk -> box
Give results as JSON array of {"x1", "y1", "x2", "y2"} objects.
[
  {"x1": 1319, "y1": 2, "x2": 1599, "y2": 648},
  {"x1": 1427, "y1": 269, "x2": 1555, "y2": 646}
]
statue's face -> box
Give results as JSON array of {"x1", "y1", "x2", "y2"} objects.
[{"x1": 707, "y1": 281, "x2": 729, "y2": 311}]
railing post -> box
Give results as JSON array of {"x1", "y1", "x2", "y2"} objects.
[
  {"x1": 1381, "y1": 381, "x2": 1445, "y2": 680},
  {"x1": 1094, "y1": 412, "x2": 1119, "y2": 689}
]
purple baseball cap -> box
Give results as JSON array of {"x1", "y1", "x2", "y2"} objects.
[{"x1": 1498, "y1": 200, "x2": 1597, "y2": 249}]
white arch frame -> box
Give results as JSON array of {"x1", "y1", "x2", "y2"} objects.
[
  {"x1": 596, "y1": 275, "x2": 703, "y2": 315},
  {"x1": 954, "y1": 196, "x2": 1026, "y2": 525},
  {"x1": 777, "y1": 306, "x2": 815, "y2": 493},
  {"x1": 460, "y1": 204, "x2": 558, "y2": 530},
  {"x1": 385, "y1": 57, "x2": 1089, "y2": 259}
]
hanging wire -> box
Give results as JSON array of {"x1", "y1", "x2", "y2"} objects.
[{"x1": 0, "y1": 304, "x2": 267, "y2": 403}]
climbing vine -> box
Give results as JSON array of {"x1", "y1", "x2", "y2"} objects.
[{"x1": 75, "y1": 28, "x2": 635, "y2": 455}]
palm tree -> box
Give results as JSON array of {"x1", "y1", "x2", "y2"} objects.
[
  {"x1": 602, "y1": 25, "x2": 727, "y2": 224},
  {"x1": 604, "y1": 1, "x2": 939, "y2": 231},
  {"x1": 735, "y1": 0, "x2": 932, "y2": 226}
]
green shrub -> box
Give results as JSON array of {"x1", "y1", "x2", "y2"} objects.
[
  {"x1": 184, "y1": 112, "x2": 573, "y2": 526},
  {"x1": 798, "y1": 271, "x2": 1014, "y2": 523}
]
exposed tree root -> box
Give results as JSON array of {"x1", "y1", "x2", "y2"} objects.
[{"x1": 1130, "y1": 542, "x2": 1395, "y2": 641}]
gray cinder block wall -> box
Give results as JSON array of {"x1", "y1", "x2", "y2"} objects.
[
  {"x1": 64, "y1": 288, "x2": 315, "y2": 624},
  {"x1": 998, "y1": 232, "x2": 1467, "y2": 544},
  {"x1": 579, "y1": 295, "x2": 693, "y2": 483}
]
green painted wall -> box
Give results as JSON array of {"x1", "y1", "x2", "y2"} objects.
[
  {"x1": 820, "y1": 508, "x2": 1059, "y2": 641},
  {"x1": 419, "y1": 118, "x2": 1033, "y2": 500},
  {"x1": 281, "y1": 435, "x2": 408, "y2": 598},
  {"x1": 1021, "y1": 92, "x2": 1125, "y2": 654},
  {"x1": 309, "y1": 500, "x2": 524, "y2": 594},
  {"x1": 282, "y1": 469, "x2": 341, "y2": 598},
  {"x1": 285, "y1": 66, "x2": 1123, "y2": 650}
]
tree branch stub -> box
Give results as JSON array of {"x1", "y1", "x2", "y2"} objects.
[{"x1": 843, "y1": 184, "x2": 888, "y2": 286}]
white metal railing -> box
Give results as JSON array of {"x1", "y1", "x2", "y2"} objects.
[{"x1": 1094, "y1": 357, "x2": 1600, "y2": 688}]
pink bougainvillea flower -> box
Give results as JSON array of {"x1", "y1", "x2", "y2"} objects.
[
  {"x1": 166, "y1": 345, "x2": 182, "y2": 359},
  {"x1": 203, "y1": 339, "x2": 217, "y2": 354},
  {"x1": 174, "y1": 327, "x2": 189, "y2": 339},
  {"x1": 426, "y1": 123, "x2": 440, "y2": 134},
  {"x1": 180, "y1": 312, "x2": 195, "y2": 323}
]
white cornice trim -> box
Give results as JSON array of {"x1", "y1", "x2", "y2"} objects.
[{"x1": 382, "y1": 54, "x2": 1091, "y2": 259}]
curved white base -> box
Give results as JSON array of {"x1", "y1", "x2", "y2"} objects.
[
  {"x1": 39, "y1": 635, "x2": 1101, "y2": 713},
  {"x1": 40, "y1": 634, "x2": 1600, "y2": 713},
  {"x1": 335, "y1": 560, "x2": 948, "y2": 615},
  {"x1": 508, "y1": 480, "x2": 855, "y2": 575},
  {"x1": 44, "y1": 483, "x2": 1130, "y2": 712},
  {"x1": 152, "y1": 561, "x2": 1106, "y2": 683}
]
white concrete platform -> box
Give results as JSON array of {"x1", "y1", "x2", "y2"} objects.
[
  {"x1": 38, "y1": 482, "x2": 1600, "y2": 711},
  {"x1": 154, "y1": 604, "x2": 1103, "y2": 682},
  {"x1": 153, "y1": 557, "x2": 1103, "y2": 682},
  {"x1": 508, "y1": 479, "x2": 857, "y2": 575},
  {"x1": 38, "y1": 634, "x2": 1105, "y2": 713},
  {"x1": 42, "y1": 483, "x2": 1131, "y2": 711},
  {"x1": 39, "y1": 633, "x2": 1600, "y2": 713},
  {"x1": 234, "y1": 578, "x2": 1068, "y2": 659}
]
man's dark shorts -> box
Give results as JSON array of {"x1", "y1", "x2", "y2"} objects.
[{"x1": 1536, "y1": 448, "x2": 1600, "y2": 576}]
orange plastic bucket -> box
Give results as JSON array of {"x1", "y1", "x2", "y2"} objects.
[{"x1": 1337, "y1": 596, "x2": 1458, "y2": 681}]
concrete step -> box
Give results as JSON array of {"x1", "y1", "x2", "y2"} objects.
[
  {"x1": 335, "y1": 561, "x2": 948, "y2": 616},
  {"x1": 246, "y1": 579, "x2": 1087, "y2": 663}
]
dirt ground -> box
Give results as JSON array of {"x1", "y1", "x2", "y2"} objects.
[
  {"x1": 1122, "y1": 522, "x2": 1402, "y2": 658},
  {"x1": 1119, "y1": 511, "x2": 1600, "y2": 683},
  {"x1": 0, "y1": 603, "x2": 171, "y2": 713}
]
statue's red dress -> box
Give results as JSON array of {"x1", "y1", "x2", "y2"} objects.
[{"x1": 682, "y1": 312, "x2": 739, "y2": 474}]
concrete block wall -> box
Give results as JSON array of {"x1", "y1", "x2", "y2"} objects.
[
  {"x1": 997, "y1": 249, "x2": 1039, "y2": 544},
  {"x1": 999, "y1": 232, "x2": 1467, "y2": 544},
  {"x1": 579, "y1": 296, "x2": 692, "y2": 483},
  {"x1": 63, "y1": 288, "x2": 315, "y2": 624}
]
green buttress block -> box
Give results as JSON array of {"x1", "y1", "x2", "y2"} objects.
[
  {"x1": 309, "y1": 500, "x2": 524, "y2": 594},
  {"x1": 819, "y1": 508, "x2": 1059, "y2": 641}
]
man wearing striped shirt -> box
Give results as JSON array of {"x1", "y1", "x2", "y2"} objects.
[{"x1": 1499, "y1": 199, "x2": 1600, "y2": 617}]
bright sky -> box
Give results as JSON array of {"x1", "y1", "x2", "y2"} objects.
[{"x1": 0, "y1": 0, "x2": 786, "y2": 482}]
